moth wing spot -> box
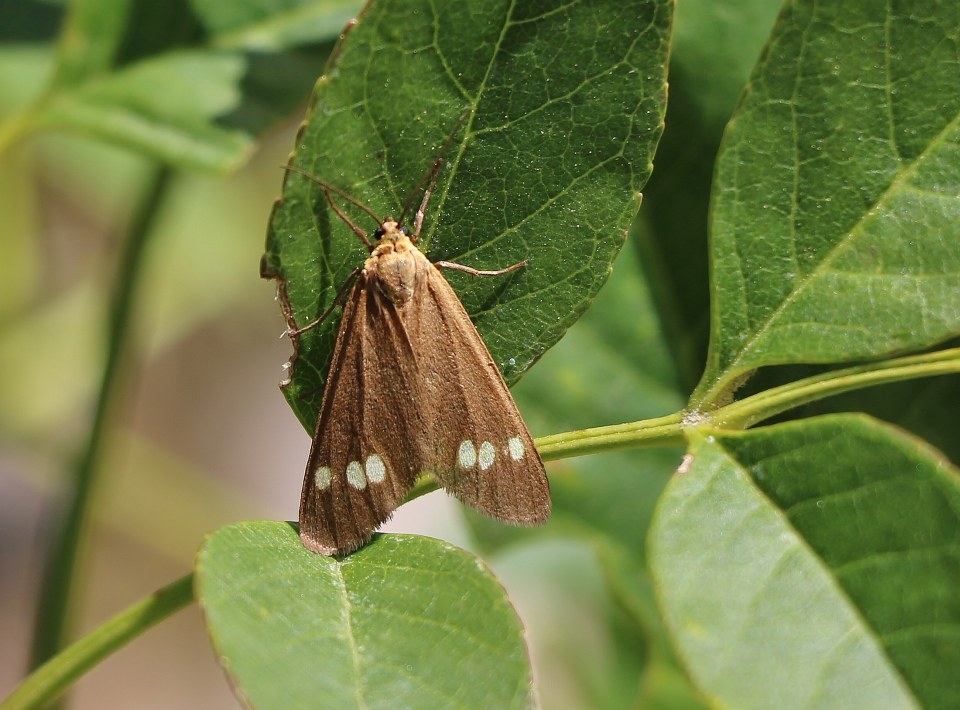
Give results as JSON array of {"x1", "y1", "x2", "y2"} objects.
[
  {"x1": 478, "y1": 441, "x2": 496, "y2": 470},
  {"x1": 365, "y1": 454, "x2": 386, "y2": 483},
  {"x1": 507, "y1": 437, "x2": 525, "y2": 461},
  {"x1": 314, "y1": 465, "x2": 332, "y2": 490},
  {"x1": 457, "y1": 440, "x2": 477, "y2": 469},
  {"x1": 346, "y1": 460, "x2": 367, "y2": 489}
]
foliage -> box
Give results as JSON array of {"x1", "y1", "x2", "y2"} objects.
[{"x1": 2, "y1": 0, "x2": 958, "y2": 709}]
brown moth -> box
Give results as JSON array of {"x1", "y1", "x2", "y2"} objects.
[{"x1": 287, "y1": 162, "x2": 551, "y2": 555}]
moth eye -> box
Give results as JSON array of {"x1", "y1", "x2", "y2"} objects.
[
  {"x1": 399, "y1": 225, "x2": 410, "y2": 236},
  {"x1": 373, "y1": 227, "x2": 385, "y2": 239}
]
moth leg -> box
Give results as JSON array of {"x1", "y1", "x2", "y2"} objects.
[
  {"x1": 434, "y1": 259, "x2": 528, "y2": 278},
  {"x1": 287, "y1": 268, "x2": 362, "y2": 337}
]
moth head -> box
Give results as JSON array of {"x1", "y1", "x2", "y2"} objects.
[{"x1": 373, "y1": 220, "x2": 411, "y2": 245}]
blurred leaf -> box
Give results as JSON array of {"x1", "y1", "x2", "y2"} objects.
[
  {"x1": 0, "y1": 45, "x2": 55, "y2": 122},
  {"x1": 196, "y1": 523, "x2": 534, "y2": 709},
  {"x1": 262, "y1": 0, "x2": 672, "y2": 430},
  {"x1": 696, "y1": 0, "x2": 960, "y2": 405},
  {"x1": 0, "y1": 273, "x2": 102, "y2": 439},
  {"x1": 3, "y1": 0, "x2": 358, "y2": 171},
  {"x1": 37, "y1": 50, "x2": 254, "y2": 171},
  {"x1": 650, "y1": 415, "x2": 960, "y2": 709},
  {"x1": 197, "y1": 0, "x2": 358, "y2": 51},
  {"x1": 489, "y1": 540, "x2": 638, "y2": 710},
  {"x1": 50, "y1": 0, "x2": 136, "y2": 88},
  {"x1": 0, "y1": 0, "x2": 62, "y2": 43},
  {"x1": 599, "y1": 543, "x2": 707, "y2": 710},
  {"x1": 637, "y1": 0, "x2": 782, "y2": 390}
]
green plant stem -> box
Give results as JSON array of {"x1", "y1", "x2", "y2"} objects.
[
  {"x1": 29, "y1": 167, "x2": 173, "y2": 670},
  {"x1": 404, "y1": 349, "x2": 960, "y2": 503},
  {"x1": 3, "y1": 575, "x2": 194, "y2": 710},
  {"x1": 536, "y1": 412, "x2": 687, "y2": 459},
  {"x1": 712, "y1": 348, "x2": 960, "y2": 429},
  {"x1": 531, "y1": 348, "x2": 960, "y2": 463}
]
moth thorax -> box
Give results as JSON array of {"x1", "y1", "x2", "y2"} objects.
[{"x1": 367, "y1": 228, "x2": 425, "y2": 306}]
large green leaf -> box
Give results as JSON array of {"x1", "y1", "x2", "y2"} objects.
[
  {"x1": 650, "y1": 414, "x2": 960, "y2": 709},
  {"x1": 196, "y1": 523, "x2": 534, "y2": 709},
  {"x1": 696, "y1": 0, "x2": 960, "y2": 404},
  {"x1": 261, "y1": 0, "x2": 671, "y2": 430}
]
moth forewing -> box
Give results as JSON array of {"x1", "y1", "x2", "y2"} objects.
[
  {"x1": 414, "y1": 265, "x2": 550, "y2": 524},
  {"x1": 299, "y1": 259, "x2": 427, "y2": 555},
  {"x1": 293, "y1": 173, "x2": 551, "y2": 556}
]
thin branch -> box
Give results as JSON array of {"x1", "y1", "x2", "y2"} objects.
[{"x1": 4, "y1": 575, "x2": 194, "y2": 710}]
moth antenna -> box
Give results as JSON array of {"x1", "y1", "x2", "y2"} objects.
[
  {"x1": 287, "y1": 267, "x2": 362, "y2": 337},
  {"x1": 321, "y1": 187, "x2": 372, "y2": 249},
  {"x1": 283, "y1": 164, "x2": 383, "y2": 248},
  {"x1": 397, "y1": 108, "x2": 473, "y2": 231},
  {"x1": 398, "y1": 157, "x2": 443, "y2": 233},
  {"x1": 411, "y1": 162, "x2": 442, "y2": 239}
]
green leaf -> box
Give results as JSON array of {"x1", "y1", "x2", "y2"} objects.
[
  {"x1": 696, "y1": 0, "x2": 960, "y2": 404},
  {"x1": 650, "y1": 414, "x2": 960, "y2": 709},
  {"x1": 196, "y1": 523, "x2": 534, "y2": 710},
  {"x1": 262, "y1": 0, "x2": 672, "y2": 430}
]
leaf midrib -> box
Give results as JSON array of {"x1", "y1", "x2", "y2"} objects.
[{"x1": 334, "y1": 563, "x2": 366, "y2": 710}]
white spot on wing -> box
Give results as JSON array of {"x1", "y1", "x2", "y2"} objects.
[
  {"x1": 507, "y1": 437, "x2": 525, "y2": 461},
  {"x1": 478, "y1": 441, "x2": 495, "y2": 470},
  {"x1": 346, "y1": 461, "x2": 366, "y2": 489},
  {"x1": 366, "y1": 454, "x2": 386, "y2": 483},
  {"x1": 458, "y1": 440, "x2": 477, "y2": 468},
  {"x1": 314, "y1": 465, "x2": 332, "y2": 490}
]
